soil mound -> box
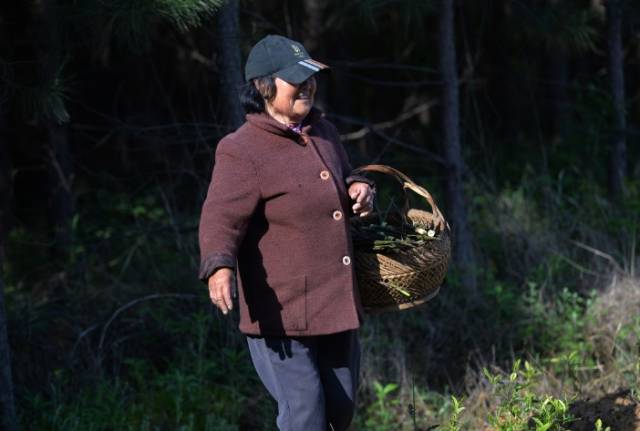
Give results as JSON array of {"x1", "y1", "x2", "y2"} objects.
[{"x1": 570, "y1": 390, "x2": 640, "y2": 431}]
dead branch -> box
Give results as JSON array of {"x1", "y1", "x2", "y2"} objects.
[
  {"x1": 570, "y1": 240, "x2": 625, "y2": 274},
  {"x1": 340, "y1": 101, "x2": 438, "y2": 141},
  {"x1": 98, "y1": 293, "x2": 200, "y2": 352}
]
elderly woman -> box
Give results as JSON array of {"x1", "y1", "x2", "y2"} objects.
[{"x1": 198, "y1": 34, "x2": 375, "y2": 431}]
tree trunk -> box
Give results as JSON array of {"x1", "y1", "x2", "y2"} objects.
[
  {"x1": 0, "y1": 265, "x2": 18, "y2": 431},
  {"x1": 0, "y1": 72, "x2": 18, "y2": 431},
  {"x1": 0, "y1": 105, "x2": 11, "y2": 253},
  {"x1": 35, "y1": 0, "x2": 74, "y2": 256},
  {"x1": 438, "y1": 0, "x2": 477, "y2": 293},
  {"x1": 48, "y1": 124, "x2": 73, "y2": 255},
  {"x1": 549, "y1": 46, "x2": 569, "y2": 141},
  {"x1": 606, "y1": 0, "x2": 627, "y2": 198},
  {"x1": 216, "y1": 0, "x2": 245, "y2": 131},
  {"x1": 302, "y1": 0, "x2": 329, "y2": 112}
]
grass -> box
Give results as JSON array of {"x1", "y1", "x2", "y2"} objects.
[
  {"x1": 351, "y1": 274, "x2": 639, "y2": 430},
  {"x1": 20, "y1": 310, "x2": 277, "y2": 431},
  {"x1": 5, "y1": 171, "x2": 640, "y2": 430}
]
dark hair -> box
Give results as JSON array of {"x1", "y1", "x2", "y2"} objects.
[{"x1": 240, "y1": 76, "x2": 277, "y2": 114}]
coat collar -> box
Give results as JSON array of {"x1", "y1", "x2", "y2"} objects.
[{"x1": 246, "y1": 107, "x2": 325, "y2": 139}]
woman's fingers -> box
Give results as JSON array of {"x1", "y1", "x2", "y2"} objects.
[
  {"x1": 349, "y1": 187, "x2": 363, "y2": 201},
  {"x1": 208, "y1": 271, "x2": 234, "y2": 315},
  {"x1": 356, "y1": 188, "x2": 369, "y2": 204},
  {"x1": 221, "y1": 283, "x2": 233, "y2": 313},
  {"x1": 213, "y1": 283, "x2": 231, "y2": 314},
  {"x1": 352, "y1": 185, "x2": 375, "y2": 214}
]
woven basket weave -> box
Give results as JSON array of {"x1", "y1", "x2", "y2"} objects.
[{"x1": 351, "y1": 165, "x2": 452, "y2": 313}]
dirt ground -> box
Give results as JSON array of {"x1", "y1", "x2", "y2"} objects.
[{"x1": 569, "y1": 390, "x2": 640, "y2": 431}]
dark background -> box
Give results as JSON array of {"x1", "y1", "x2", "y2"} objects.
[{"x1": 1, "y1": 1, "x2": 639, "y2": 430}]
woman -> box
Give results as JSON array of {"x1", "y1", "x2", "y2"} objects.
[{"x1": 198, "y1": 34, "x2": 375, "y2": 431}]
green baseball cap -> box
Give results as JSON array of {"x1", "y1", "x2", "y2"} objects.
[{"x1": 244, "y1": 35, "x2": 330, "y2": 84}]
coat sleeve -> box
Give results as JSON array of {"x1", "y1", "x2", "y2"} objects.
[{"x1": 198, "y1": 137, "x2": 261, "y2": 283}]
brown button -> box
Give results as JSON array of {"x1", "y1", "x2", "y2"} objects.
[
  {"x1": 342, "y1": 256, "x2": 351, "y2": 266},
  {"x1": 332, "y1": 210, "x2": 343, "y2": 220},
  {"x1": 320, "y1": 170, "x2": 330, "y2": 180}
]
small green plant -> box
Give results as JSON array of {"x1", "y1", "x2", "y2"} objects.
[
  {"x1": 440, "y1": 396, "x2": 465, "y2": 431},
  {"x1": 363, "y1": 381, "x2": 400, "y2": 431},
  {"x1": 594, "y1": 418, "x2": 611, "y2": 431},
  {"x1": 484, "y1": 360, "x2": 575, "y2": 430},
  {"x1": 20, "y1": 309, "x2": 275, "y2": 431}
]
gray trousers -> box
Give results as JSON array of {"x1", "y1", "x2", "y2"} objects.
[{"x1": 246, "y1": 330, "x2": 360, "y2": 431}]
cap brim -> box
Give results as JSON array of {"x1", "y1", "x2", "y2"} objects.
[{"x1": 275, "y1": 59, "x2": 330, "y2": 84}]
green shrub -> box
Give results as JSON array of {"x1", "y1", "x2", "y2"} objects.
[
  {"x1": 20, "y1": 310, "x2": 276, "y2": 430},
  {"x1": 482, "y1": 360, "x2": 574, "y2": 431}
]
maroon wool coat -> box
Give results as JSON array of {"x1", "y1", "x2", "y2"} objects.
[{"x1": 198, "y1": 108, "x2": 375, "y2": 336}]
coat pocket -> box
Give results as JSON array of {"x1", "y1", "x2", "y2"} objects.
[{"x1": 251, "y1": 274, "x2": 307, "y2": 332}]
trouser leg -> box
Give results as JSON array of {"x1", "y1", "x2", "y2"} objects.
[
  {"x1": 246, "y1": 335, "x2": 326, "y2": 431},
  {"x1": 317, "y1": 330, "x2": 361, "y2": 431}
]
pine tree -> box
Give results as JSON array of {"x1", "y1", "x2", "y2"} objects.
[
  {"x1": 512, "y1": 0, "x2": 598, "y2": 139},
  {"x1": 605, "y1": 0, "x2": 627, "y2": 198},
  {"x1": 216, "y1": 0, "x2": 245, "y2": 130},
  {"x1": 74, "y1": 0, "x2": 225, "y2": 51},
  {"x1": 439, "y1": 0, "x2": 477, "y2": 293},
  {"x1": 0, "y1": 12, "x2": 19, "y2": 431},
  {"x1": 0, "y1": 266, "x2": 17, "y2": 431}
]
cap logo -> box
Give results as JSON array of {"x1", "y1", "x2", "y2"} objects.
[{"x1": 291, "y1": 44, "x2": 305, "y2": 57}]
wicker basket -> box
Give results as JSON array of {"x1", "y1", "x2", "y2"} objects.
[{"x1": 351, "y1": 165, "x2": 452, "y2": 313}]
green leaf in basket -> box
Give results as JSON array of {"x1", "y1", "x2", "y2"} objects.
[
  {"x1": 396, "y1": 288, "x2": 411, "y2": 297},
  {"x1": 352, "y1": 214, "x2": 441, "y2": 252},
  {"x1": 384, "y1": 281, "x2": 412, "y2": 297}
]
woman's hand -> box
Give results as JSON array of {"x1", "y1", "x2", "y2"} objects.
[
  {"x1": 208, "y1": 267, "x2": 234, "y2": 314},
  {"x1": 348, "y1": 182, "x2": 375, "y2": 217}
]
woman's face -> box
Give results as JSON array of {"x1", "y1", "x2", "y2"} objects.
[{"x1": 266, "y1": 76, "x2": 317, "y2": 124}]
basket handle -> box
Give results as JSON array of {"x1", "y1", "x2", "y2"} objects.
[{"x1": 351, "y1": 164, "x2": 450, "y2": 232}]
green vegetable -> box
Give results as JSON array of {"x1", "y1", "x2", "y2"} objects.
[{"x1": 351, "y1": 216, "x2": 439, "y2": 252}]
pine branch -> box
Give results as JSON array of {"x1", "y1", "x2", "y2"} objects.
[{"x1": 78, "y1": 0, "x2": 225, "y2": 52}]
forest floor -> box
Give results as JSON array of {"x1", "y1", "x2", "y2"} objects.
[
  {"x1": 7, "y1": 181, "x2": 640, "y2": 430},
  {"x1": 570, "y1": 391, "x2": 640, "y2": 431}
]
